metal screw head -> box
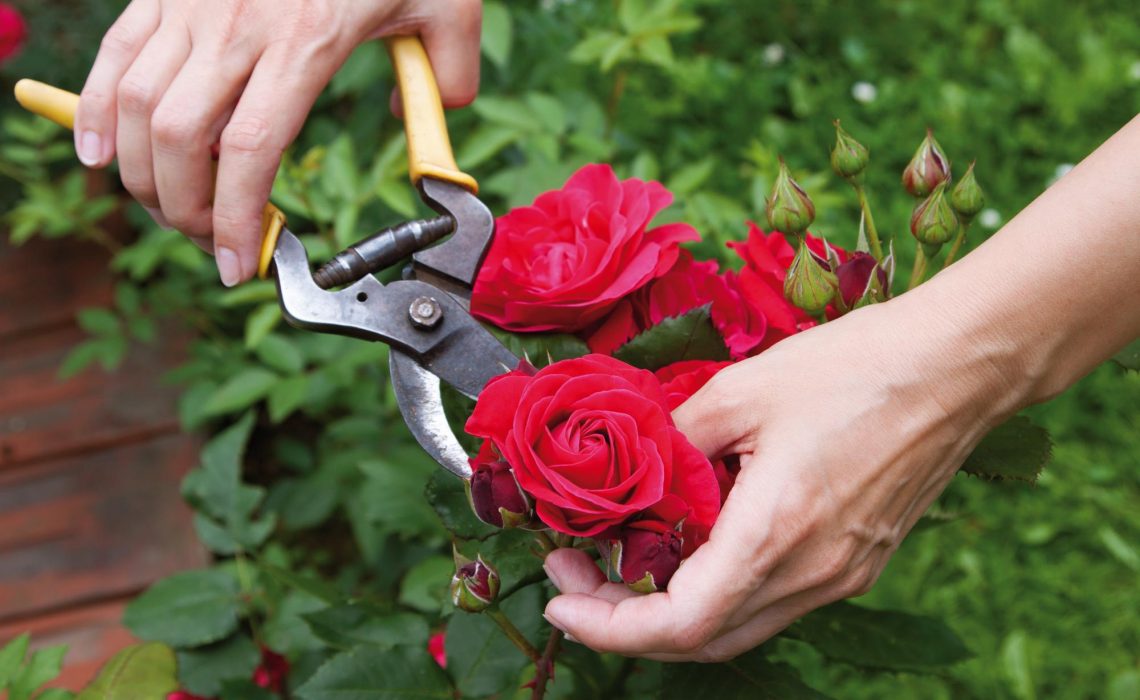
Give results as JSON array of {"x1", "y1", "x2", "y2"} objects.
[{"x1": 409, "y1": 296, "x2": 443, "y2": 329}]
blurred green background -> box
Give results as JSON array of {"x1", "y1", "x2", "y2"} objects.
[{"x1": 2, "y1": 1, "x2": 1137, "y2": 698}]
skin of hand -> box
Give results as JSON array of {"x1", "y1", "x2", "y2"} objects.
[
  {"x1": 74, "y1": 0, "x2": 482, "y2": 286},
  {"x1": 542, "y1": 114, "x2": 1140, "y2": 662}
]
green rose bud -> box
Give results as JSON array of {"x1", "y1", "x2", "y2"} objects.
[
  {"x1": 910, "y1": 181, "x2": 959, "y2": 251},
  {"x1": 450, "y1": 555, "x2": 500, "y2": 613},
  {"x1": 950, "y1": 160, "x2": 985, "y2": 221},
  {"x1": 830, "y1": 120, "x2": 870, "y2": 182},
  {"x1": 767, "y1": 159, "x2": 816, "y2": 235},
  {"x1": 783, "y1": 238, "x2": 838, "y2": 316},
  {"x1": 901, "y1": 128, "x2": 951, "y2": 198}
]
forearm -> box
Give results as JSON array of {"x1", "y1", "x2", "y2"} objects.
[{"x1": 897, "y1": 114, "x2": 1140, "y2": 418}]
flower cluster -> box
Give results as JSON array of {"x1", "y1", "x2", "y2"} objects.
[
  {"x1": 0, "y1": 3, "x2": 27, "y2": 66},
  {"x1": 463, "y1": 163, "x2": 897, "y2": 593}
]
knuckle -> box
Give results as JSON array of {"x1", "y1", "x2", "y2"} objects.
[
  {"x1": 79, "y1": 88, "x2": 111, "y2": 113},
  {"x1": 221, "y1": 116, "x2": 277, "y2": 155},
  {"x1": 151, "y1": 108, "x2": 202, "y2": 151},
  {"x1": 670, "y1": 618, "x2": 717, "y2": 654},
  {"x1": 100, "y1": 25, "x2": 140, "y2": 55},
  {"x1": 117, "y1": 75, "x2": 159, "y2": 115},
  {"x1": 122, "y1": 179, "x2": 158, "y2": 208}
]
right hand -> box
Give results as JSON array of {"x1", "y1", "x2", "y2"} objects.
[{"x1": 76, "y1": 0, "x2": 483, "y2": 286}]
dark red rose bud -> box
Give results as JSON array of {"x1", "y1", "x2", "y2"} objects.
[
  {"x1": 607, "y1": 521, "x2": 683, "y2": 593},
  {"x1": 835, "y1": 251, "x2": 890, "y2": 313},
  {"x1": 901, "y1": 128, "x2": 951, "y2": 198},
  {"x1": 451, "y1": 556, "x2": 500, "y2": 612},
  {"x1": 468, "y1": 444, "x2": 532, "y2": 528},
  {"x1": 252, "y1": 646, "x2": 289, "y2": 693}
]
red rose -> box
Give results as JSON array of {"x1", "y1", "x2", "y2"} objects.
[
  {"x1": 471, "y1": 164, "x2": 698, "y2": 333},
  {"x1": 0, "y1": 3, "x2": 27, "y2": 64},
  {"x1": 466, "y1": 355, "x2": 719, "y2": 554},
  {"x1": 428, "y1": 632, "x2": 447, "y2": 669},
  {"x1": 654, "y1": 360, "x2": 738, "y2": 504},
  {"x1": 728, "y1": 223, "x2": 848, "y2": 348},
  {"x1": 587, "y1": 251, "x2": 767, "y2": 359}
]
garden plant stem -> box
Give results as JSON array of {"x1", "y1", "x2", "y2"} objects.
[
  {"x1": 487, "y1": 606, "x2": 541, "y2": 662},
  {"x1": 908, "y1": 247, "x2": 929, "y2": 291},
  {"x1": 942, "y1": 219, "x2": 973, "y2": 269},
  {"x1": 530, "y1": 627, "x2": 564, "y2": 700}
]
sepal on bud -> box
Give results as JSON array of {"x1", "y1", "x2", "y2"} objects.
[
  {"x1": 450, "y1": 554, "x2": 500, "y2": 612},
  {"x1": 601, "y1": 520, "x2": 683, "y2": 593},
  {"x1": 901, "y1": 129, "x2": 951, "y2": 198},
  {"x1": 950, "y1": 160, "x2": 985, "y2": 221},
  {"x1": 767, "y1": 159, "x2": 816, "y2": 235},
  {"x1": 834, "y1": 249, "x2": 892, "y2": 313},
  {"x1": 784, "y1": 237, "x2": 839, "y2": 316},
  {"x1": 830, "y1": 120, "x2": 870, "y2": 182},
  {"x1": 910, "y1": 181, "x2": 959, "y2": 250},
  {"x1": 467, "y1": 443, "x2": 533, "y2": 529}
]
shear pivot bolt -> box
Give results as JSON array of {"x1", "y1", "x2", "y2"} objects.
[{"x1": 409, "y1": 296, "x2": 443, "y2": 329}]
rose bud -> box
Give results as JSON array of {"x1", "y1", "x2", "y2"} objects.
[
  {"x1": 910, "y1": 181, "x2": 959, "y2": 256},
  {"x1": 950, "y1": 160, "x2": 985, "y2": 222},
  {"x1": 783, "y1": 238, "x2": 838, "y2": 316},
  {"x1": 901, "y1": 128, "x2": 951, "y2": 198},
  {"x1": 468, "y1": 448, "x2": 532, "y2": 529},
  {"x1": 450, "y1": 556, "x2": 500, "y2": 612},
  {"x1": 767, "y1": 159, "x2": 816, "y2": 235},
  {"x1": 830, "y1": 120, "x2": 870, "y2": 182},
  {"x1": 835, "y1": 251, "x2": 890, "y2": 313},
  {"x1": 607, "y1": 520, "x2": 683, "y2": 593}
]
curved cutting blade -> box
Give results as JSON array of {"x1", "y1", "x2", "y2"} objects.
[{"x1": 390, "y1": 348, "x2": 472, "y2": 479}]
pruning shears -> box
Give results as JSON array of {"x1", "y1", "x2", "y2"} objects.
[{"x1": 14, "y1": 36, "x2": 519, "y2": 479}]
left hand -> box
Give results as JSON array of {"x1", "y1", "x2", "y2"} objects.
[{"x1": 541, "y1": 291, "x2": 1020, "y2": 661}]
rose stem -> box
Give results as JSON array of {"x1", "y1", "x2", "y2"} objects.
[
  {"x1": 941, "y1": 218, "x2": 974, "y2": 269},
  {"x1": 853, "y1": 182, "x2": 885, "y2": 260},
  {"x1": 487, "y1": 606, "x2": 541, "y2": 662},
  {"x1": 530, "y1": 627, "x2": 564, "y2": 700},
  {"x1": 534, "y1": 531, "x2": 558, "y2": 556},
  {"x1": 907, "y1": 247, "x2": 930, "y2": 291}
]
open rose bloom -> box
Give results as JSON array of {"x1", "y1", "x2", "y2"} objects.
[{"x1": 463, "y1": 163, "x2": 881, "y2": 593}]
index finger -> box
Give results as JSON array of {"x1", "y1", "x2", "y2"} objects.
[{"x1": 544, "y1": 468, "x2": 783, "y2": 655}]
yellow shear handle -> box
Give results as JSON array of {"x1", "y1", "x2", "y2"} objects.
[
  {"x1": 13, "y1": 79, "x2": 286, "y2": 280},
  {"x1": 386, "y1": 36, "x2": 478, "y2": 193}
]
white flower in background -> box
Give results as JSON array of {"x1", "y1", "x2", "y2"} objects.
[
  {"x1": 1048, "y1": 163, "x2": 1075, "y2": 186},
  {"x1": 1129, "y1": 61, "x2": 1140, "y2": 82},
  {"x1": 851, "y1": 81, "x2": 878, "y2": 104},
  {"x1": 762, "y1": 43, "x2": 786, "y2": 66},
  {"x1": 978, "y1": 208, "x2": 1002, "y2": 230}
]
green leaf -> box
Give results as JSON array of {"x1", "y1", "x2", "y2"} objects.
[
  {"x1": 457, "y1": 124, "x2": 519, "y2": 170},
  {"x1": 398, "y1": 555, "x2": 455, "y2": 614},
  {"x1": 425, "y1": 470, "x2": 497, "y2": 541},
  {"x1": 8, "y1": 645, "x2": 67, "y2": 700},
  {"x1": 1112, "y1": 336, "x2": 1140, "y2": 371},
  {"x1": 220, "y1": 678, "x2": 277, "y2": 700},
  {"x1": 123, "y1": 569, "x2": 242, "y2": 647},
  {"x1": 295, "y1": 645, "x2": 452, "y2": 700},
  {"x1": 454, "y1": 530, "x2": 546, "y2": 599},
  {"x1": 267, "y1": 374, "x2": 311, "y2": 424},
  {"x1": 0, "y1": 633, "x2": 30, "y2": 687},
  {"x1": 76, "y1": 308, "x2": 120, "y2": 336},
  {"x1": 76, "y1": 643, "x2": 178, "y2": 700},
  {"x1": 486, "y1": 327, "x2": 588, "y2": 368},
  {"x1": 255, "y1": 334, "x2": 305, "y2": 374},
  {"x1": 177, "y1": 635, "x2": 260, "y2": 697},
  {"x1": 202, "y1": 368, "x2": 279, "y2": 416},
  {"x1": 960, "y1": 415, "x2": 1052, "y2": 483},
  {"x1": 613, "y1": 305, "x2": 730, "y2": 371},
  {"x1": 481, "y1": 1, "x2": 513, "y2": 69},
  {"x1": 57, "y1": 341, "x2": 103, "y2": 380},
  {"x1": 245, "y1": 303, "x2": 282, "y2": 350},
  {"x1": 660, "y1": 648, "x2": 830, "y2": 699},
  {"x1": 353, "y1": 455, "x2": 445, "y2": 539},
  {"x1": 786, "y1": 601, "x2": 971, "y2": 673},
  {"x1": 258, "y1": 563, "x2": 343, "y2": 605},
  {"x1": 302, "y1": 606, "x2": 429, "y2": 651},
  {"x1": 444, "y1": 585, "x2": 545, "y2": 698}
]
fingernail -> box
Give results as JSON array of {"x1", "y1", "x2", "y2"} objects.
[
  {"x1": 542, "y1": 613, "x2": 567, "y2": 634},
  {"x1": 77, "y1": 130, "x2": 102, "y2": 166},
  {"x1": 144, "y1": 206, "x2": 171, "y2": 230},
  {"x1": 564, "y1": 633, "x2": 580, "y2": 644},
  {"x1": 543, "y1": 563, "x2": 564, "y2": 591},
  {"x1": 216, "y1": 246, "x2": 242, "y2": 287}
]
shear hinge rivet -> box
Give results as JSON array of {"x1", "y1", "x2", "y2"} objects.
[{"x1": 409, "y1": 296, "x2": 443, "y2": 329}]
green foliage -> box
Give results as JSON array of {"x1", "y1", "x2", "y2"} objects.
[
  {"x1": 960, "y1": 416, "x2": 1053, "y2": 483},
  {"x1": 123, "y1": 569, "x2": 242, "y2": 647},
  {"x1": 613, "y1": 305, "x2": 729, "y2": 370},
  {"x1": 660, "y1": 648, "x2": 831, "y2": 699},
  {"x1": 76, "y1": 643, "x2": 178, "y2": 700},
  {"x1": 0, "y1": 634, "x2": 72, "y2": 700},
  {"x1": 295, "y1": 646, "x2": 452, "y2": 700}
]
